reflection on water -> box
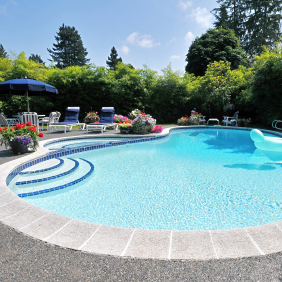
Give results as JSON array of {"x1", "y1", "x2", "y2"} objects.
[
  {"x1": 254, "y1": 149, "x2": 282, "y2": 162},
  {"x1": 224, "y1": 163, "x2": 276, "y2": 171}
]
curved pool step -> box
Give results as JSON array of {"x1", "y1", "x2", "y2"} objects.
[
  {"x1": 18, "y1": 158, "x2": 94, "y2": 198},
  {"x1": 19, "y1": 158, "x2": 64, "y2": 175},
  {"x1": 16, "y1": 158, "x2": 79, "y2": 186}
]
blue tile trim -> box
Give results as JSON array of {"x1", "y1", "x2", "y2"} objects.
[
  {"x1": 16, "y1": 158, "x2": 78, "y2": 185},
  {"x1": 7, "y1": 127, "x2": 282, "y2": 187},
  {"x1": 18, "y1": 158, "x2": 94, "y2": 198},
  {"x1": 19, "y1": 158, "x2": 64, "y2": 175}
]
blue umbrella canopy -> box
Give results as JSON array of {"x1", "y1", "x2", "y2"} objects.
[{"x1": 0, "y1": 78, "x2": 58, "y2": 111}]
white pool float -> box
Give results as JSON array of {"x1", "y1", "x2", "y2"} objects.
[{"x1": 250, "y1": 129, "x2": 282, "y2": 152}]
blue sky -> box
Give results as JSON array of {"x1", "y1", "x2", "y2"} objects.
[{"x1": 0, "y1": 0, "x2": 218, "y2": 74}]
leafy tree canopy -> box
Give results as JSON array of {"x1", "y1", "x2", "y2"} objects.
[
  {"x1": 106, "y1": 47, "x2": 122, "y2": 70},
  {"x1": 0, "y1": 44, "x2": 8, "y2": 58},
  {"x1": 185, "y1": 28, "x2": 247, "y2": 76},
  {"x1": 47, "y1": 24, "x2": 90, "y2": 68}
]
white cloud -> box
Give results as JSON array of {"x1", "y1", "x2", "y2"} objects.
[
  {"x1": 189, "y1": 7, "x2": 212, "y2": 28},
  {"x1": 126, "y1": 32, "x2": 138, "y2": 44},
  {"x1": 0, "y1": 5, "x2": 7, "y2": 14},
  {"x1": 126, "y1": 32, "x2": 160, "y2": 48},
  {"x1": 185, "y1": 31, "x2": 195, "y2": 45},
  {"x1": 178, "y1": 1, "x2": 193, "y2": 10},
  {"x1": 170, "y1": 55, "x2": 180, "y2": 61},
  {"x1": 121, "y1": 45, "x2": 129, "y2": 55}
]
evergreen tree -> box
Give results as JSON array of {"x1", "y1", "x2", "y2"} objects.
[
  {"x1": 47, "y1": 24, "x2": 90, "y2": 67},
  {"x1": 0, "y1": 44, "x2": 8, "y2": 58},
  {"x1": 244, "y1": 0, "x2": 282, "y2": 55},
  {"x1": 29, "y1": 54, "x2": 45, "y2": 64},
  {"x1": 213, "y1": 4, "x2": 231, "y2": 30},
  {"x1": 185, "y1": 28, "x2": 247, "y2": 76},
  {"x1": 213, "y1": 0, "x2": 282, "y2": 56},
  {"x1": 106, "y1": 47, "x2": 122, "y2": 70}
]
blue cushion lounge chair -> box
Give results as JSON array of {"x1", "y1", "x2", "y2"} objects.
[
  {"x1": 86, "y1": 108, "x2": 117, "y2": 133},
  {"x1": 49, "y1": 107, "x2": 85, "y2": 134}
]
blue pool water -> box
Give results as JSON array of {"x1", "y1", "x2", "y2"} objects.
[{"x1": 12, "y1": 128, "x2": 282, "y2": 230}]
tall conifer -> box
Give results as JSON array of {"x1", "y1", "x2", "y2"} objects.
[
  {"x1": 48, "y1": 24, "x2": 90, "y2": 67},
  {"x1": 106, "y1": 47, "x2": 122, "y2": 70}
]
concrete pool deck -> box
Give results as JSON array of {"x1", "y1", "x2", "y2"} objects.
[{"x1": 1, "y1": 126, "x2": 282, "y2": 280}]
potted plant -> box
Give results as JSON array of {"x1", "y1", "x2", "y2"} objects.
[
  {"x1": 244, "y1": 118, "x2": 252, "y2": 127},
  {"x1": 83, "y1": 112, "x2": 100, "y2": 124},
  {"x1": 177, "y1": 115, "x2": 190, "y2": 126},
  {"x1": 189, "y1": 111, "x2": 203, "y2": 125},
  {"x1": 0, "y1": 122, "x2": 44, "y2": 154},
  {"x1": 132, "y1": 111, "x2": 156, "y2": 134},
  {"x1": 237, "y1": 118, "x2": 244, "y2": 127},
  {"x1": 119, "y1": 122, "x2": 133, "y2": 134}
]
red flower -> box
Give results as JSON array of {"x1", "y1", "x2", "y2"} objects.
[
  {"x1": 28, "y1": 126, "x2": 36, "y2": 132},
  {"x1": 26, "y1": 122, "x2": 32, "y2": 126},
  {"x1": 0, "y1": 128, "x2": 2, "y2": 132},
  {"x1": 3, "y1": 127, "x2": 8, "y2": 130},
  {"x1": 38, "y1": 132, "x2": 44, "y2": 138},
  {"x1": 14, "y1": 124, "x2": 22, "y2": 130}
]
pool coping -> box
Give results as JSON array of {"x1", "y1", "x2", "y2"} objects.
[{"x1": 1, "y1": 125, "x2": 282, "y2": 260}]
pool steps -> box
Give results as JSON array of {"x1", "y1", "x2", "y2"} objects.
[
  {"x1": 9, "y1": 158, "x2": 94, "y2": 198},
  {"x1": 16, "y1": 158, "x2": 79, "y2": 185}
]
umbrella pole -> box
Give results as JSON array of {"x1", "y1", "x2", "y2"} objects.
[{"x1": 26, "y1": 91, "x2": 30, "y2": 112}]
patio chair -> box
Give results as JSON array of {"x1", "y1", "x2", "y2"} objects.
[
  {"x1": 18, "y1": 112, "x2": 40, "y2": 129},
  {"x1": 39, "y1": 111, "x2": 61, "y2": 130},
  {"x1": 222, "y1": 111, "x2": 239, "y2": 126},
  {"x1": 0, "y1": 113, "x2": 20, "y2": 127},
  {"x1": 49, "y1": 107, "x2": 85, "y2": 134},
  {"x1": 86, "y1": 108, "x2": 117, "y2": 133}
]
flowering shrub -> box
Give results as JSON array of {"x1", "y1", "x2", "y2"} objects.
[
  {"x1": 128, "y1": 109, "x2": 143, "y2": 120},
  {"x1": 243, "y1": 118, "x2": 252, "y2": 123},
  {"x1": 177, "y1": 112, "x2": 203, "y2": 126},
  {"x1": 151, "y1": 125, "x2": 163, "y2": 133},
  {"x1": 113, "y1": 114, "x2": 128, "y2": 123},
  {"x1": 118, "y1": 123, "x2": 133, "y2": 128},
  {"x1": 83, "y1": 112, "x2": 100, "y2": 123},
  {"x1": 190, "y1": 111, "x2": 203, "y2": 120},
  {"x1": 177, "y1": 115, "x2": 190, "y2": 126},
  {"x1": 0, "y1": 122, "x2": 44, "y2": 150},
  {"x1": 118, "y1": 119, "x2": 133, "y2": 128},
  {"x1": 132, "y1": 111, "x2": 156, "y2": 134}
]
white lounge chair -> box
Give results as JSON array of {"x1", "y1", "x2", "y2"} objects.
[
  {"x1": 0, "y1": 113, "x2": 20, "y2": 127},
  {"x1": 222, "y1": 111, "x2": 239, "y2": 126}
]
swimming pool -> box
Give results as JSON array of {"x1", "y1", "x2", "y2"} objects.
[{"x1": 8, "y1": 128, "x2": 282, "y2": 231}]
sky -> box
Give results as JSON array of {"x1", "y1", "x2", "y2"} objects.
[{"x1": 0, "y1": 0, "x2": 218, "y2": 75}]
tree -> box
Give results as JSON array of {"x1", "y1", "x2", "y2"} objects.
[
  {"x1": 106, "y1": 47, "x2": 122, "y2": 70},
  {"x1": 185, "y1": 28, "x2": 247, "y2": 76},
  {"x1": 47, "y1": 24, "x2": 90, "y2": 67},
  {"x1": 29, "y1": 54, "x2": 45, "y2": 64},
  {"x1": 213, "y1": 0, "x2": 282, "y2": 56},
  {"x1": 213, "y1": 0, "x2": 247, "y2": 42},
  {"x1": 244, "y1": 0, "x2": 282, "y2": 55},
  {"x1": 213, "y1": 4, "x2": 232, "y2": 30},
  {"x1": 0, "y1": 44, "x2": 8, "y2": 58}
]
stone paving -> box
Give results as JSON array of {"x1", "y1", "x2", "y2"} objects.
[{"x1": 1, "y1": 127, "x2": 282, "y2": 281}]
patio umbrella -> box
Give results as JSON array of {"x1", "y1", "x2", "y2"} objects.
[{"x1": 0, "y1": 78, "x2": 58, "y2": 112}]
